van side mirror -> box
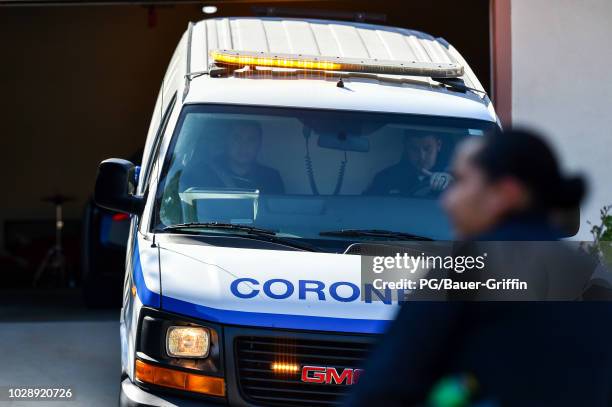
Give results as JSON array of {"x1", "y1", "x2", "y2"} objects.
[{"x1": 94, "y1": 158, "x2": 144, "y2": 215}]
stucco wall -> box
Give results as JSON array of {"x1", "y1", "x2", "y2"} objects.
[{"x1": 511, "y1": 0, "x2": 612, "y2": 238}]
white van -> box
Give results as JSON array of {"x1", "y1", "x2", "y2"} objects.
[{"x1": 94, "y1": 17, "x2": 499, "y2": 407}]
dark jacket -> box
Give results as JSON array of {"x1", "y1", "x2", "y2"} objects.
[
  {"x1": 183, "y1": 156, "x2": 284, "y2": 194},
  {"x1": 346, "y1": 215, "x2": 611, "y2": 406},
  {"x1": 364, "y1": 158, "x2": 446, "y2": 196}
]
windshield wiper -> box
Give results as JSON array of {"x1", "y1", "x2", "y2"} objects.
[
  {"x1": 431, "y1": 77, "x2": 486, "y2": 94},
  {"x1": 320, "y1": 229, "x2": 433, "y2": 241},
  {"x1": 158, "y1": 222, "x2": 318, "y2": 252},
  {"x1": 160, "y1": 222, "x2": 277, "y2": 235}
]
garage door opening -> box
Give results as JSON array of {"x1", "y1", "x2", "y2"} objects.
[{"x1": 0, "y1": 1, "x2": 491, "y2": 291}]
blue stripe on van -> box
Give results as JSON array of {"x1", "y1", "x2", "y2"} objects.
[
  {"x1": 132, "y1": 239, "x2": 388, "y2": 334},
  {"x1": 161, "y1": 295, "x2": 389, "y2": 334},
  {"x1": 133, "y1": 239, "x2": 160, "y2": 307}
]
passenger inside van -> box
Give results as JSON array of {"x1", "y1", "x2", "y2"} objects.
[
  {"x1": 364, "y1": 131, "x2": 454, "y2": 197},
  {"x1": 188, "y1": 121, "x2": 284, "y2": 194},
  {"x1": 157, "y1": 106, "x2": 493, "y2": 239}
]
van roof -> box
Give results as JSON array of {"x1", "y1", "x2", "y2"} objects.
[{"x1": 181, "y1": 17, "x2": 497, "y2": 123}]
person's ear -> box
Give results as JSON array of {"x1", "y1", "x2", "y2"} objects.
[{"x1": 493, "y1": 177, "x2": 530, "y2": 212}]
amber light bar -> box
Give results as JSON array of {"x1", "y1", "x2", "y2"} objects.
[
  {"x1": 135, "y1": 360, "x2": 225, "y2": 397},
  {"x1": 211, "y1": 50, "x2": 341, "y2": 71},
  {"x1": 210, "y1": 49, "x2": 464, "y2": 78}
]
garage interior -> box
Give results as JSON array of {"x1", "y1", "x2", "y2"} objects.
[{"x1": 0, "y1": 0, "x2": 491, "y2": 289}]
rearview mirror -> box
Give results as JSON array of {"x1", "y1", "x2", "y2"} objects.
[
  {"x1": 317, "y1": 133, "x2": 370, "y2": 153},
  {"x1": 94, "y1": 158, "x2": 144, "y2": 215}
]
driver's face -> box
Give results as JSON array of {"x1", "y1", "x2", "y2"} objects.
[
  {"x1": 227, "y1": 125, "x2": 262, "y2": 166},
  {"x1": 405, "y1": 135, "x2": 441, "y2": 171}
]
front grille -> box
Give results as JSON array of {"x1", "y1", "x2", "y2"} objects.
[{"x1": 235, "y1": 336, "x2": 372, "y2": 406}]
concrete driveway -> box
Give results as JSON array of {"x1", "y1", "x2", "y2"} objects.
[{"x1": 0, "y1": 290, "x2": 121, "y2": 406}]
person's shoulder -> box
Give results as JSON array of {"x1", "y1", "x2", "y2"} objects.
[
  {"x1": 254, "y1": 163, "x2": 281, "y2": 177},
  {"x1": 253, "y1": 163, "x2": 284, "y2": 193},
  {"x1": 374, "y1": 161, "x2": 411, "y2": 180}
]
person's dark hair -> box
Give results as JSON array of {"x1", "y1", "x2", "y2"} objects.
[
  {"x1": 403, "y1": 129, "x2": 440, "y2": 142},
  {"x1": 231, "y1": 120, "x2": 263, "y2": 139},
  {"x1": 471, "y1": 129, "x2": 586, "y2": 210}
]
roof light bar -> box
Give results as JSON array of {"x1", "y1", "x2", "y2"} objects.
[
  {"x1": 211, "y1": 50, "x2": 341, "y2": 71},
  {"x1": 210, "y1": 50, "x2": 464, "y2": 78}
]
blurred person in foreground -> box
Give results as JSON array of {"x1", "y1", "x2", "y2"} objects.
[
  {"x1": 443, "y1": 129, "x2": 583, "y2": 240},
  {"x1": 346, "y1": 130, "x2": 612, "y2": 407}
]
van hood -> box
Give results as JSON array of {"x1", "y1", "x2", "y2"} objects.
[{"x1": 157, "y1": 239, "x2": 398, "y2": 334}]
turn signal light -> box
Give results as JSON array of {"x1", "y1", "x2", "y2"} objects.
[{"x1": 135, "y1": 360, "x2": 225, "y2": 397}]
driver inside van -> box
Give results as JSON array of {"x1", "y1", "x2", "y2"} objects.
[
  {"x1": 365, "y1": 131, "x2": 453, "y2": 196},
  {"x1": 199, "y1": 121, "x2": 285, "y2": 193}
]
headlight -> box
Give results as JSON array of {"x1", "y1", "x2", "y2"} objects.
[
  {"x1": 166, "y1": 326, "x2": 210, "y2": 358},
  {"x1": 135, "y1": 309, "x2": 224, "y2": 398}
]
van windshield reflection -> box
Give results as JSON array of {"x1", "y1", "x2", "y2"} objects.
[{"x1": 155, "y1": 105, "x2": 497, "y2": 243}]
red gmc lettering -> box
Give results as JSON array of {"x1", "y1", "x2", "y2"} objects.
[
  {"x1": 301, "y1": 366, "x2": 326, "y2": 383},
  {"x1": 327, "y1": 367, "x2": 353, "y2": 385},
  {"x1": 301, "y1": 366, "x2": 364, "y2": 385}
]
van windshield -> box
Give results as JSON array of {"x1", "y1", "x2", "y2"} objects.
[{"x1": 154, "y1": 105, "x2": 497, "y2": 243}]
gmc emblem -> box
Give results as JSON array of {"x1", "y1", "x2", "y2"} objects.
[{"x1": 301, "y1": 365, "x2": 364, "y2": 385}]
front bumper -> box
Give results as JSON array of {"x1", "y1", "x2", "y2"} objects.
[
  {"x1": 128, "y1": 308, "x2": 378, "y2": 406},
  {"x1": 120, "y1": 378, "x2": 223, "y2": 407}
]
